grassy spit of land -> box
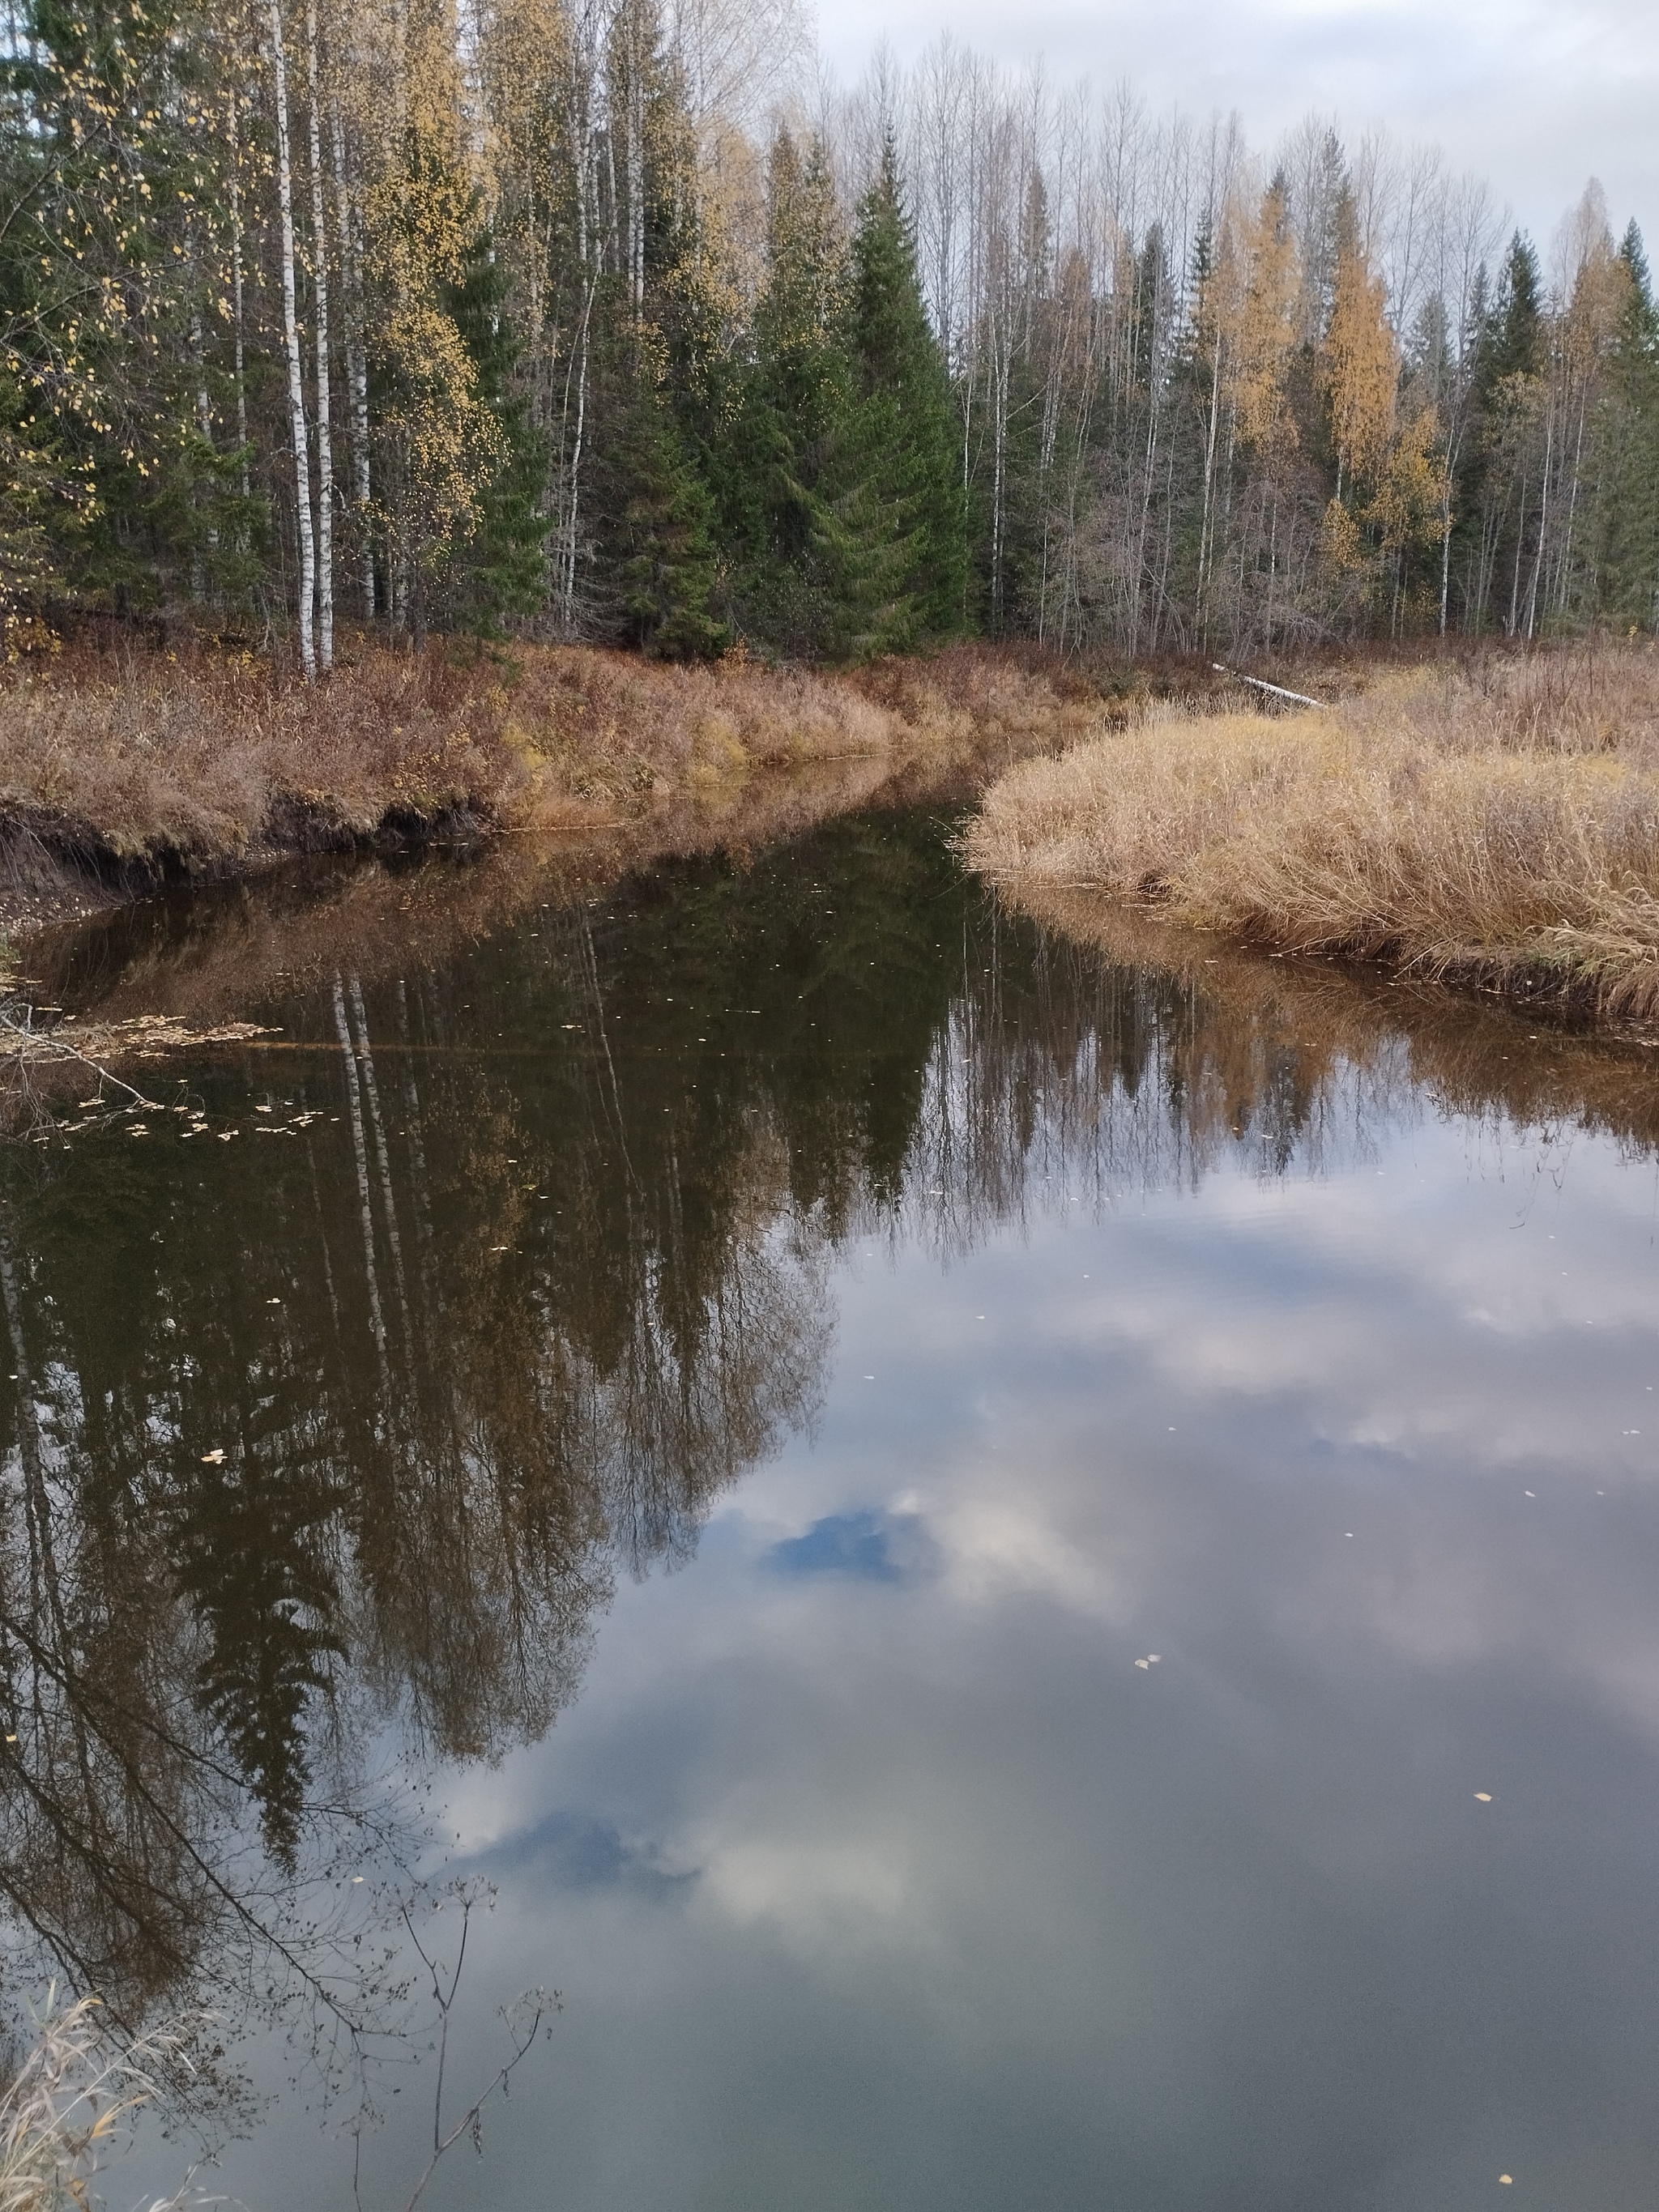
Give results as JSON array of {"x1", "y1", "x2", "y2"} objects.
[
  {"x1": 0, "y1": 633, "x2": 1105, "y2": 937},
  {"x1": 963, "y1": 643, "x2": 1659, "y2": 1024}
]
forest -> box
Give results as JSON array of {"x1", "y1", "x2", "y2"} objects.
[{"x1": 0, "y1": 0, "x2": 1656, "y2": 670}]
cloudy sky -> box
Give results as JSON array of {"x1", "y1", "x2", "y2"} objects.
[{"x1": 815, "y1": 0, "x2": 1657, "y2": 259}]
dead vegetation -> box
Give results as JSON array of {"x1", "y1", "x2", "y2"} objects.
[
  {"x1": 0, "y1": 636, "x2": 1103, "y2": 934},
  {"x1": 0, "y1": 1987, "x2": 204, "y2": 2211},
  {"x1": 964, "y1": 643, "x2": 1659, "y2": 1021}
]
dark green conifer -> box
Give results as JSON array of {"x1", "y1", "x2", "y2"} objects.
[
  {"x1": 1483, "y1": 233, "x2": 1544, "y2": 387},
  {"x1": 816, "y1": 139, "x2": 967, "y2": 658},
  {"x1": 1593, "y1": 223, "x2": 1659, "y2": 629},
  {"x1": 441, "y1": 224, "x2": 550, "y2": 635},
  {"x1": 733, "y1": 130, "x2": 849, "y2": 652},
  {"x1": 589, "y1": 321, "x2": 726, "y2": 658}
]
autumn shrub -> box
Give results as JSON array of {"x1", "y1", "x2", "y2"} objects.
[{"x1": 963, "y1": 643, "x2": 1659, "y2": 1018}]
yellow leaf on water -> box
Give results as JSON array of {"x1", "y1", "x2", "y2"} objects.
[{"x1": 1475, "y1": 1792, "x2": 1493, "y2": 1802}]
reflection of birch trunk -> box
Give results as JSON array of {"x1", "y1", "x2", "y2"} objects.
[
  {"x1": 305, "y1": 1132, "x2": 342, "y2": 1340},
  {"x1": 394, "y1": 980, "x2": 442, "y2": 1319},
  {"x1": 347, "y1": 976, "x2": 411, "y2": 1348},
  {"x1": 579, "y1": 915, "x2": 638, "y2": 1191},
  {"x1": 333, "y1": 975, "x2": 387, "y2": 1363},
  {"x1": 0, "y1": 1223, "x2": 43, "y2": 1500},
  {"x1": 304, "y1": 0, "x2": 334, "y2": 671},
  {"x1": 268, "y1": 0, "x2": 317, "y2": 680},
  {"x1": 0, "y1": 1219, "x2": 92, "y2": 1793}
]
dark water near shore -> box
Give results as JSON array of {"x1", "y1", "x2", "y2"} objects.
[{"x1": 6, "y1": 808, "x2": 1659, "y2": 2210}]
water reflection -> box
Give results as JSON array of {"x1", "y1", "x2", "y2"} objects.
[{"x1": 2, "y1": 807, "x2": 1656, "y2": 2073}]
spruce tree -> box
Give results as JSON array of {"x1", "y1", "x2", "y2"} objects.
[
  {"x1": 816, "y1": 140, "x2": 966, "y2": 658},
  {"x1": 1484, "y1": 233, "x2": 1544, "y2": 386},
  {"x1": 1593, "y1": 223, "x2": 1659, "y2": 629},
  {"x1": 589, "y1": 317, "x2": 726, "y2": 658},
  {"x1": 734, "y1": 130, "x2": 850, "y2": 654},
  {"x1": 439, "y1": 222, "x2": 550, "y2": 636},
  {"x1": 580, "y1": 0, "x2": 725, "y2": 658}
]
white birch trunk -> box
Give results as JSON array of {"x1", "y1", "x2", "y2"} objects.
[
  {"x1": 268, "y1": 0, "x2": 317, "y2": 680},
  {"x1": 305, "y1": 0, "x2": 333, "y2": 670}
]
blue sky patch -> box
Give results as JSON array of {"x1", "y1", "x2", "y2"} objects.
[{"x1": 766, "y1": 1510, "x2": 929, "y2": 1584}]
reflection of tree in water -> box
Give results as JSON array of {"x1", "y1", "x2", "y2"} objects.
[{"x1": 0, "y1": 806, "x2": 1644, "y2": 2044}]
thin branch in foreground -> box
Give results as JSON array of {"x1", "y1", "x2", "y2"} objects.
[{"x1": 345, "y1": 1884, "x2": 557, "y2": 2212}]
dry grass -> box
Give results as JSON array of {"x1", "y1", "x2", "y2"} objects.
[
  {"x1": 964, "y1": 643, "x2": 1659, "y2": 1020},
  {"x1": 0, "y1": 1987, "x2": 203, "y2": 2211},
  {"x1": 0, "y1": 636, "x2": 1096, "y2": 855}
]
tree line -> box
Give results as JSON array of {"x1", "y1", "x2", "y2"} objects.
[{"x1": 0, "y1": 0, "x2": 1654, "y2": 667}]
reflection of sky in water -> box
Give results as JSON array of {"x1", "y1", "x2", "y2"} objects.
[{"x1": 180, "y1": 1087, "x2": 1659, "y2": 2212}]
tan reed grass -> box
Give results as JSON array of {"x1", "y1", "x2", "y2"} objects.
[
  {"x1": 0, "y1": 636, "x2": 1100, "y2": 867},
  {"x1": 0, "y1": 1985, "x2": 203, "y2": 2211},
  {"x1": 963, "y1": 644, "x2": 1659, "y2": 1020}
]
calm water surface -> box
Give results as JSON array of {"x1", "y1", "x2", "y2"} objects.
[{"x1": 6, "y1": 808, "x2": 1659, "y2": 2210}]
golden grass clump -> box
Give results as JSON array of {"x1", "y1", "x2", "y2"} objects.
[{"x1": 963, "y1": 645, "x2": 1659, "y2": 1019}]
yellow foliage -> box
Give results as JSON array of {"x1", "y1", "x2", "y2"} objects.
[
  {"x1": 1222, "y1": 179, "x2": 1300, "y2": 457},
  {"x1": 1367, "y1": 405, "x2": 1451, "y2": 556},
  {"x1": 1320, "y1": 241, "x2": 1397, "y2": 489},
  {"x1": 1319, "y1": 495, "x2": 1367, "y2": 580}
]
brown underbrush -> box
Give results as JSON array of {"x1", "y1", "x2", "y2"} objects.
[
  {"x1": 964, "y1": 644, "x2": 1659, "y2": 1021},
  {"x1": 0, "y1": 634, "x2": 1102, "y2": 933}
]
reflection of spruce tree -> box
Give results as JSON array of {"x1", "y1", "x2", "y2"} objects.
[
  {"x1": 176, "y1": 1451, "x2": 343, "y2": 1868},
  {"x1": 817, "y1": 143, "x2": 967, "y2": 658}
]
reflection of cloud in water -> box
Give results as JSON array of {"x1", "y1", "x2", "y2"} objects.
[
  {"x1": 13, "y1": 807, "x2": 1659, "y2": 2198},
  {"x1": 766, "y1": 1510, "x2": 936, "y2": 1585}
]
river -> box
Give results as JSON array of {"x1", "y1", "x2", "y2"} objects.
[{"x1": 4, "y1": 803, "x2": 1659, "y2": 2210}]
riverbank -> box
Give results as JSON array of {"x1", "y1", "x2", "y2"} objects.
[
  {"x1": 963, "y1": 644, "x2": 1659, "y2": 1024},
  {"x1": 0, "y1": 635, "x2": 1104, "y2": 940}
]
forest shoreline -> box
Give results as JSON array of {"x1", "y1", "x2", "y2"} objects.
[
  {"x1": 964, "y1": 641, "x2": 1659, "y2": 1032},
  {"x1": 0, "y1": 635, "x2": 1107, "y2": 943}
]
